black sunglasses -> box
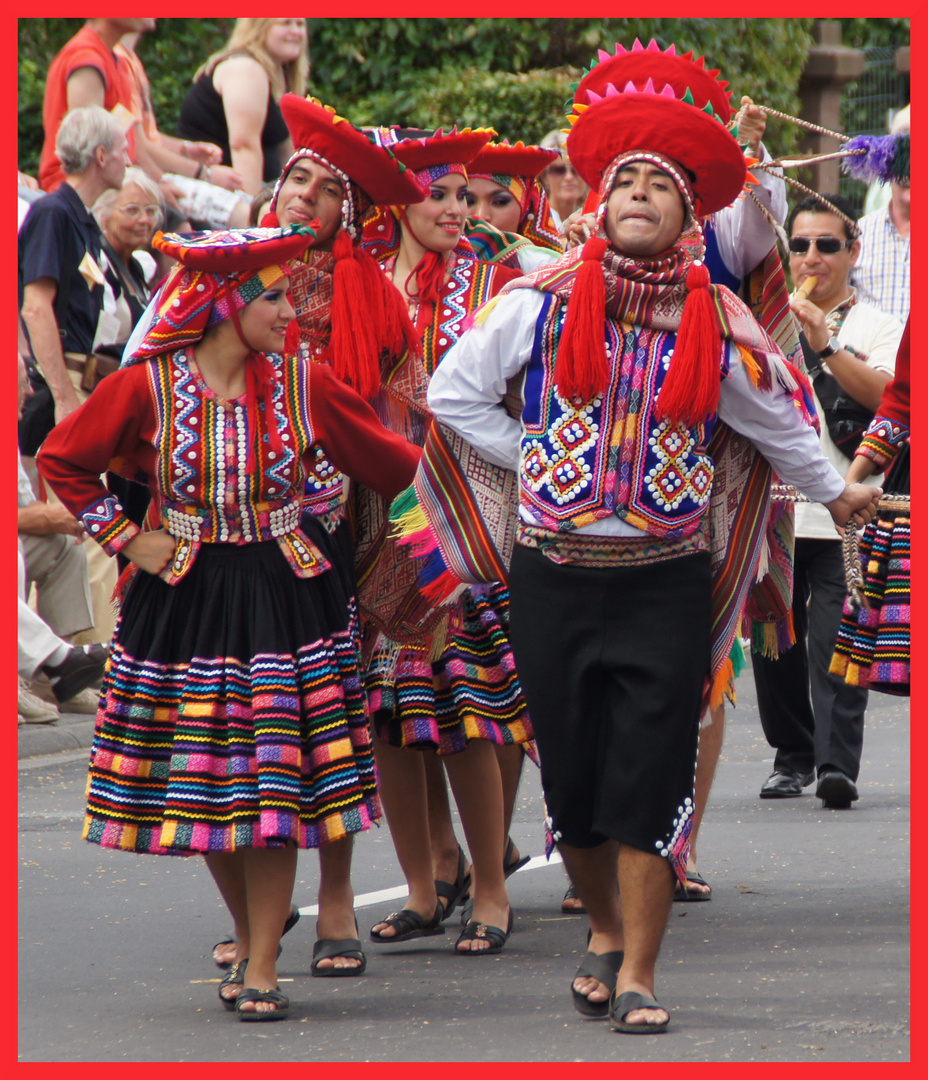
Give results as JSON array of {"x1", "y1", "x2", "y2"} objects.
[
  {"x1": 788, "y1": 236, "x2": 854, "y2": 255},
  {"x1": 547, "y1": 163, "x2": 578, "y2": 177}
]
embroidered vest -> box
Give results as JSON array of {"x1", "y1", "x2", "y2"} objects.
[
  {"x1": 149, "y1": 349, "x2": 332, "y2": 581},
  {"x1": 519, "y1": 295, "x2": 728, "y2": 539}
]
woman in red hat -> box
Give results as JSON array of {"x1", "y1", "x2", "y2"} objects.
[
  {"x1": 38, "y1": 224, "x2": 420, "y2": 1021},
  {"x1": 463, "y1": 140, "x2": 565, "y2": 273},
  {"x1": 359, "y1": 127, "x2": 532, "y2": 955}
]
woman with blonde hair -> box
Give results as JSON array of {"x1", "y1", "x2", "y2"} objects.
[{"x1": 177, "y1": 18, "x2": 309, "y2": 196}]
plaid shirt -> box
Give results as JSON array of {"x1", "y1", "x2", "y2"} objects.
[{"x1": 850, "y1": 205, "x2": 910, "y2": 324}]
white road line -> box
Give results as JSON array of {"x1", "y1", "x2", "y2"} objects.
[{"x1": 296, "y1": 851, "x2": 562, "y2": 916}]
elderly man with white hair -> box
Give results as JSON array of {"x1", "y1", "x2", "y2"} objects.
[{"x1": 19, "y1": 104, "x2": 128, "y2": 426}]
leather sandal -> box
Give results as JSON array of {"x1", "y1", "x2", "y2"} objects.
[
  {"x1": 561, "y1": 883, "x2": 587, "y2": 915},
  {"x1": 370, "y1": 902, "x2": 445, "y2": 943},
  {"x1": 235, "y1": 986, "x2": 290, "y2": 1022},
  {"x1": 455, "y1": 907, "x2": 513, "y2": 955},
  {"x1": 218, "y1": 958, "x2": 248, "y2": 1011},
  {"x1": 609, "y1": 990, "x2": 670, "y2": 1034},
  {"x1": 571, "y1": 950, "x2": 623, "y2": 1019},
  {"x1": 435, "y1": 844, "x2": 472, "y2": 923},
  {"x1": 503, "y1": 836, "x2": 530, "y2": 878},
  {"x1": 212, "y1": 904, "x2": 300, "y2": 969},
  {"x1": 311, "y1": 920, "x2": 366, "y2": 977}
]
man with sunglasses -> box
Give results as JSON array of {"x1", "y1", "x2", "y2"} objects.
[{"x1": 753, "y1": 193, "x2": 904, "y2": 809}]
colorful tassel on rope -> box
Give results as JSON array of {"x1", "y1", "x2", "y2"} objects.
[{"x1": 841, "y1": 133, "x2": 910, "y2": 185}]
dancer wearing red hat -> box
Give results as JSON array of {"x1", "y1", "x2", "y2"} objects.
[
  {"x1": 360, "y1": 127, "x2": 533, "y2": 955},
  {"x1": 38, "y1": 224, "x2": 420, "y2": 1021},
  {"x1": 401, "y1": 42, "x2": 881, "y2": 1031}
]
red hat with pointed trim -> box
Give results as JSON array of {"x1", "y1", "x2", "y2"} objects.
[
  {"x1": 573, "y1": 38, "x2": 733, "y2": 123},
  {"x1": 565, "y1": 40, "x2": 746, "y2": 216},
  {"x1": 367, "y1": 126, "x2": 495, "y2": 185},
  {"x1": 467, "y1": 141, "x2": 560, "y2": 179},
  {"x1": 279, "y1": 95, "x2": 425, "y2": 207}
]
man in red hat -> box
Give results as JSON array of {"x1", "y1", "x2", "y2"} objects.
[{"x1": 418, "y1": 42, "x2": 881, "y2": 1033}]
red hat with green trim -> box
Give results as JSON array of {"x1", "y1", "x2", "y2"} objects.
[
  {"x1": 565, "y1": 39, "x2": 746, "y2": 216},
  {"x1": 467, "y1": 141, "x2": 560, "y2": 179},
  {"x1": 279, "y1": 95, "x2": 424, "y2": 208}
]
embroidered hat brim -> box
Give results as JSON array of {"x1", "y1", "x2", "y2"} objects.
[
  {"x1": 153, "y1": 225, "x2": 316, "y2": 273},
  {"x1": 377, "y1": 127, "x2": 496, "y2": 172},
  {"x1": 567, "y1": 94, "x2": 746, "y2": 216}
]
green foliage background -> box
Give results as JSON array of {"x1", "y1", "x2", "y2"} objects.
[{"x1": 18, "y1": 18, "x2": 910, "y2": 179}]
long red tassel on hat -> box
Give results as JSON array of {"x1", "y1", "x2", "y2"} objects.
[
  {"x1": 553, "y1": 237, "x2": 610, "y2": 403},
  {"x1": 326, "y1": 231, "x2": 420, "y2": 400},
  {"x1": 656, "y1": 261, "x2": 722, "y2": 426}
]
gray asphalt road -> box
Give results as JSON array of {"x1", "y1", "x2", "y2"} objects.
[{"x1": 18, "y1": 675, "x2": 909, "y2": 1063}]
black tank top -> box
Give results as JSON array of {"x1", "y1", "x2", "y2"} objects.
[{"x1": 176, "y1": 59, "x2": 289, "y2": 183}]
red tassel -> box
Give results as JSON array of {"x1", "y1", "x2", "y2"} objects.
[
  {"x1": 657, "y1": 261, "x2": 722, "y2": 426},
  {"x1": 554, "y1": 237, "x2": 609, "y2": 403},
  {"x1": 327, "y1": 231, "x2": 381, "y2": 400},
  {"x1": 357, "y1": 247, "x2": 419, "y2": 362}
]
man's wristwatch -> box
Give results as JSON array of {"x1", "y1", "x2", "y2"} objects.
[{"x1": 817, "y1": 335, "x2": 842, "y2": 360}]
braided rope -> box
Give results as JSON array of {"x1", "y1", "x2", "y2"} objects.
[
  {"x1": 754, "y1": 165, "x2": 860, "y2": 235},
  {"x1": 770, "y1": 487, "x2": 909, "y2": 609},
  {"x1": 755, "y1": 104, "x2": 849, "y2": 142}
]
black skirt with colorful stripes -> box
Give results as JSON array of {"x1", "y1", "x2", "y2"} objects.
[
  {"x1": 364, "y1": 582, "x2": 533, "y2": 755},
  {"x1": 830, "y1": 447, "x2": 910, "y2": 697},
  {"x1": 83, "y1": 519, "x2": 381, "y2": 854}
]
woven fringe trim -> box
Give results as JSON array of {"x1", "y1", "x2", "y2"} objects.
[
  {"x1": 748, "y1": 610, "x2": 796, "y2": 658},
  {"x1": 389, "y1": 485, "x2": 468, "y2": 607}
]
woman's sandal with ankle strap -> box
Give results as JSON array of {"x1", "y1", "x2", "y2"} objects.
[{"x1": 370, "y1": 902, "x2": 445, "y2": 943}]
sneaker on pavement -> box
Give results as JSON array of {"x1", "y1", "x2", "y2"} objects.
[
  {"x1": 41, "y1": 644, "x2": 109, "y2": 704},
  {"x1": 18, "y1": 678, "x2": 60, "y2": 724}
]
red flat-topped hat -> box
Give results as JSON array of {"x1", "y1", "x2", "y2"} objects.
[
  {"x1": 565, "y1": 41, "x2": 746, "y2": 216},
  {"x1": 467, "y1": 141, "x2": 560, "y2": 179},
  {"x1": 279, "y1": 95, "x2": 424, "y2": 207},
  {"x1": 368, "y1": 126, "x2": 495, "y2": 173},
  {"x1": 573, "y1": 39, "x2": 734, "y2": 124}
]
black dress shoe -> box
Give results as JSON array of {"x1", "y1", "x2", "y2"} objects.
[
  {"x1": 759, "y1": 769, "x2": 815, "y2": 798},
  {"x1": 42, "y1": 643, "x2": 110, "y2": 703},
  {"x1": 816, "y1": 770, "x2": 859, "y2": 809}
]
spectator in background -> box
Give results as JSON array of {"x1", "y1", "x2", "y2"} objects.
[
  {"x1": 538, "y1": 128, "x2": 589, "y2": 230},
  {"x1": 93, "y1": 166, "x2": 162, "y2": 351},
  {"x1": 116, "y1": 23, "x2": 252, "y2": 229},
  {"x1": 850, "y1": 107, "x2": 910, "y2": 325},
  {"x1": 20, "y1": 105, "x2": 127, "y2": 426},
  {"x1": 92, "y1": 166, "x2": 161, "y2": 556},
  {"x1": 38, "y1": 18, "x2": 141, "y2": 194},
  {"x1": 176, "y1": 18, "x2": 308, "y2": 197},
  {"x1": 17, "y1": 353, "x2": 106, "y2": 724},
  {"x1": 753, "y1": 194, "x2": 903, "y2": 810}
]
